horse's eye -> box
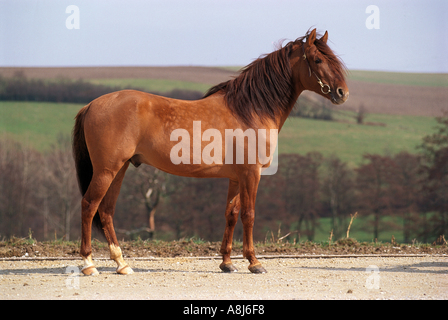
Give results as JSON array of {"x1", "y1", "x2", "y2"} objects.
[{"x1": 315, "y1": 58, "x2": 322, "y2": 64}]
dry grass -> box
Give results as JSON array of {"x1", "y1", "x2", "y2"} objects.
[{"x1": 346, "y1": 212, "x2": 358, "y2": 239}]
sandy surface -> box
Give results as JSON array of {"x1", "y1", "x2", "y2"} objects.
[{"x1": 1, "y1": 256, "x2": 446, "y2": 300}]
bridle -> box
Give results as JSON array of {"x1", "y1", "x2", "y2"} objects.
[{"x1": 301, "y1": 42, "x2": 331, "y2": 95}]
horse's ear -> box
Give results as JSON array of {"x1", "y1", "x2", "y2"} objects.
[
  {"x1": 306, "y1": 28, "x2": 317, "y2": 47},
  {"x1": 320, "y1": 31, "x2": 328, "y2": 44}
]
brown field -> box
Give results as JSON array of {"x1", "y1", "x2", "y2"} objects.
[
  {"x1": 1, "y1": 238, "x2": 446, "y2": 259},
  {"x1": 0, "y1": 66, "x2": 236, "y2": 85},
  {"x1": 341, "y1": 80, "x2": 448, "y2": 117},
  {"x1": 1, "y1": 66, "x2": 447, "y2": 117}
]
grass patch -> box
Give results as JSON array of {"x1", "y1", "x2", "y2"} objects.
[
  {"x1": 0, "y1": 101, "x2": 83, "y2": 151},
  {"x1": 279, "y1": 113, "x2": 437, "y2": 167}
]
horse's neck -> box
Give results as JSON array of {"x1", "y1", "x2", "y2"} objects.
[
  {"x1": 276, "y1": 88, "x2": 303, "y2": 132},
  {"x1": 276, "y1": 51, "x2": 306, "y2": 132}
]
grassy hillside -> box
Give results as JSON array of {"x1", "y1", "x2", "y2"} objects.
[
  {"x1": 0, "y1": 101, "x2": 437, "y2": 167},
  {"x1": 280, "y1": 112, "x2": 436, "y2": 167},
  {"x1": 0, "y1": 101, "x2": 82, "y2": 150}
]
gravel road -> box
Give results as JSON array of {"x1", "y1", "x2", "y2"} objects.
[{"x1": 1, "y1": 256, "x2": 447, "y2": 300}]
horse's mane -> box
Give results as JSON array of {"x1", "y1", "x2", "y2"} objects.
[{"x1": 203, "y1": 30, "x2": 347, "y2": 126}]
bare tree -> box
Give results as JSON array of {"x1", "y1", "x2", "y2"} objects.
[
  {"x1": 419, "y1": 114, "x2": 448, "y2": 240},
  {"x1": 321, "y1": 155, "x2": 355, "y2": 239},
  {"x1": 356, "y1": 154, "x2": 398, "y2": 240},
  {"x1": 0, "y1": 138, "x2": 42, "y2": 238},
  {"x1": 279, "y1": 153, "x2": 322, "y2": 241},
  {"x1": 41, "y1": 134, "x2": 81, "y2": 240},
  {"x1": 117, "y1": 165, "x2": 188, "y2": 240}
]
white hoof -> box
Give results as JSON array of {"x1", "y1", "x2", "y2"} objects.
[
  {"x1": 117, "y1": 265, "x2": 134, "y2": 275},
  {"x1": 82, "y1": 265, "x2": 99, "y2": 276}
]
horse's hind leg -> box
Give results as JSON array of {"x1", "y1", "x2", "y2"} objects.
[
  {"x1": 97, "y1": 161, "x2": 133, "y2": 275},
  {"x1": 219, "y1": 179, "x2": 240, "y2": 272},
  {"x1": 80, "y1": 168, "x2": 119, "y2": 276}
]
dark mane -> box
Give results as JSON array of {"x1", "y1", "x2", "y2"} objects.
[{"x1": 203, "y1": 30, "x2": 347, "y2": 126}]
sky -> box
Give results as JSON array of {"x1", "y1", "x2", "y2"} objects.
[{"x1": 0, "y1": 0, "x2": 447, "y2": 73}]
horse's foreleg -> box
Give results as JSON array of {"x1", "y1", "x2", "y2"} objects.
[
  {"x1": 240, "y1": 171, "x2": 266, "y2": 274},
  {"x1": 98, "y1": 161, "x2": 133, "y2": 275},
  {"x1": 219, "y1": 179, "x2": 240, "y2": 272}
]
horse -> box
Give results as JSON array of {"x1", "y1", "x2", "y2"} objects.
[{"x1": 72, "y1": 28, "x2": 348, "y2": 276}]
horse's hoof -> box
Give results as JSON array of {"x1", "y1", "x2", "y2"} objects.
[
  {"x1": 117, "y1": 265, "x2": 134, "y2": 275},
  {"x1": 220, "y1": 262, "x2": 238, "y2": 273},
  {"x1": 82, "y1": 265, "x2": 99, "y2": 276},
  {"x1": 248, "y1": 264, "x2": 267, "y2": 274}
]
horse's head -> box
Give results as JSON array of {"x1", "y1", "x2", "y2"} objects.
[{"x1": 294, "y1": 29, "x2": 349, "y2": 105}]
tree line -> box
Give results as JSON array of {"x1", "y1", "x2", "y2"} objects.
[
  {"x1": 0, "y1": 115, "x2": 447, "y2": 243},
  {"x1": 0, "y1": 72, "x2": 204, "y2": 103},
  {"x1": 0, "y1": 73, "x2": 333, "y2": 120}
]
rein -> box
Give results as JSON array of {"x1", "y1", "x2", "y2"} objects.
[{"x1": 301, "y1": 42, "x2": 331, "y2": 95}]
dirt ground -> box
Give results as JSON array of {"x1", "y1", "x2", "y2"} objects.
[
  {"x1": 0, "y1": 239, "x2": 447, "y2": 300},
  {"x1": 1, "y1": 66, "x2": 447, "y2": 117},
  {"x1": 1, "y1": 238, "x2": 447, "y2": 259},
  {"x1": 0, "y1": 256, "x2": 446, "y2": 300}
]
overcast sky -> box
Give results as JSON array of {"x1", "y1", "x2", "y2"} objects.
[{"x1": 0, "y1": 0, "x2": 447, "y2": 73}]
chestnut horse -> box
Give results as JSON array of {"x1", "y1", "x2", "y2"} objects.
[{"x1": 72, "y1": 29, "x2": 348, "y2": 275}]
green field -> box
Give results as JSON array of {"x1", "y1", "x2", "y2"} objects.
[
  {"x1": 0, "y1": 101, "x2": 437, "y2": 167},
  {"x1": 0, "y1": 101, "x2": 82, "y2": 150},
  {"x1": 0, "y1": 67, "x2": 443, "y2": 163},
  {"x1": 280, "y1": 112, "x2": 436, "y2": 167},
  {"x1": 309, "y1": 216, "x2": 403, "y2": 243}
]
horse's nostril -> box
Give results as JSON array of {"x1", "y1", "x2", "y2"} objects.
[{"x1": 337, "y1": 87, "x2": 344, "y2": 97}]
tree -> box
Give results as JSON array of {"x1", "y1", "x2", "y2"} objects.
[
  {"x1": 118, "y1": 166, "x2": 182, "y2": 240},
  {"x1": 0, "y1": 138, "x2": 42, "y2": 238},
  {"x1": 163, "y1": 177, "x2": 228, "y2": 241},
  {"x1": 321, "y1": 155, "x2": 355, "y2": 239},
  {"x1": 41, "y1": 134, "x2": 81, "y2": 240},
  {"x1": 418, "y1": 114, "x2": 448, "y2": 240},
  {"x1": 278, "y1": 153, "x2": 322, "y2": 241},
  {"x1": 356, "y1": 154, "x2": 397, "y2": 240},
  {"x1": 389, "y1": 152, "x2": 422, "y2": 243}
]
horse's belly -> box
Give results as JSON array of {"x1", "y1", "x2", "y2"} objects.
[{"x1": 135, "y1": 152, "x2": 233, "y2": 179}]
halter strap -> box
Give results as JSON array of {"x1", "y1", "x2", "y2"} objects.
[
  {"x1": 301, "y1": 42, "x2": 312, "y2": 77},
  {"x1": 301, "y1": 42, "x2": 331, "y2": 95}
]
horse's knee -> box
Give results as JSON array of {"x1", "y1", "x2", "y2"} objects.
[{"x1": 241, "y1": 209, "x2": 255, "y2": 226}]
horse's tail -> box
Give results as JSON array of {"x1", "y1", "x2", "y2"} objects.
[{"x1": 72, "y1": 104, "x2": 104, "y2": 233}]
